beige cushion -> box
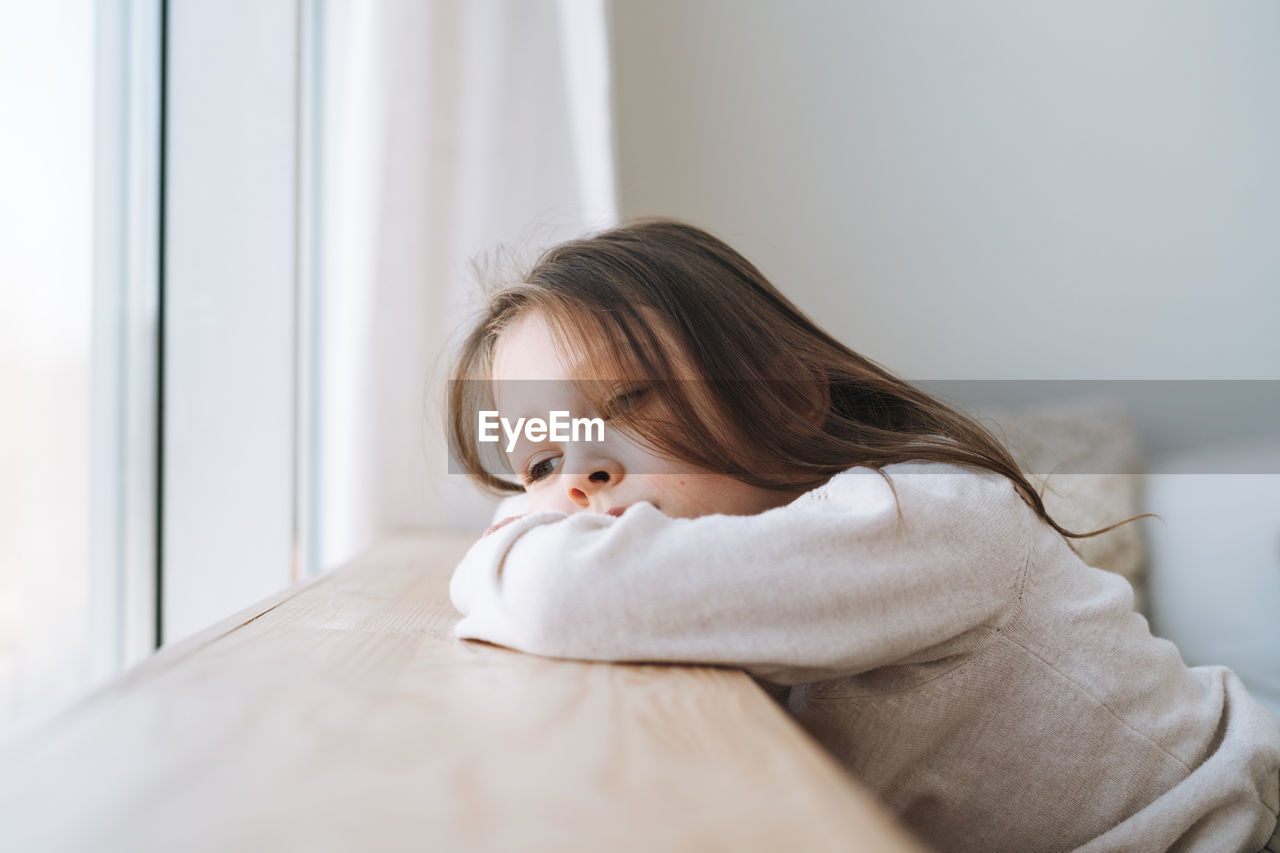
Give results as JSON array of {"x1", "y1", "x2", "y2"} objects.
[{"x1": 974, "y1": 397, "x2": 1149, "y2": 612}]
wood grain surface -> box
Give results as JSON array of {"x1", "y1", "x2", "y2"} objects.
[{"x1": 0, "y1": 533, "x2": 927, "y2": 852}]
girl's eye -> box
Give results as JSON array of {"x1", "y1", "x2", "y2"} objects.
[
  {"x1": 602, "y1": 386, "x2": 649, "y2": 420},
  {"x1": 524, "y1": 454, "x2": 563, "y2": 484}
]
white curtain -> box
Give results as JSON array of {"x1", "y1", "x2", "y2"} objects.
[{"x1": 316, "y1": 0, "x2": 617, "y2": 571}]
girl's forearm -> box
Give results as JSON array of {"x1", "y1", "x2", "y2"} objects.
[{"x1": 450, "y1": 465, "x2": 1033, "y2": 685}]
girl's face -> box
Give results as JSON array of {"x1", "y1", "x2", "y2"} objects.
[{"x1": 491, "y1": 311, "x2": 804, "y2": 519}]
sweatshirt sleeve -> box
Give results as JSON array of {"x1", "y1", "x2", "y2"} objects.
[{"x1": 449, "y1": 464, "x2": 1035, "y2": 685}]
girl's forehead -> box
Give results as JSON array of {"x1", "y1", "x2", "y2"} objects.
[
  {"x1": 490, "y1": 313, "x2": 590, "y2": 419},
  {"x1": 491, "y1": 312, "x2": 581, "y2": 382},
  {"x1": 490, "y1": 306, "x2": 698, "y2": 383}
]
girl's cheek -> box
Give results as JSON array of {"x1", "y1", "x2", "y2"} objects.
[{"x1": 525, "y1": 487, "x2": 573, "y2": 515}]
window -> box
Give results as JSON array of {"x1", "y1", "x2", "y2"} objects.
[{"x1": 1, "y1": 0, "x2": 160, "y2": 738}]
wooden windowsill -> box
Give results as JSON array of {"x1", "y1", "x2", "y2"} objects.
[{"x1": 0, "y1": 532, "x2": 925, "y2": 851}]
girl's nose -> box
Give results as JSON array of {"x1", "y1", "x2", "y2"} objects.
[{"x1": 564, "y1": 458, "x2": 623, "y2": 509}]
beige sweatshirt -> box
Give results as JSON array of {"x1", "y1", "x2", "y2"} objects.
[{"x1": 449, "y1": 462, "x2": 1280, "y2": 852}]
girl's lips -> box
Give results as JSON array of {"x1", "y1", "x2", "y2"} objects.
[{"x1": 605, "y1": 506, "x2": 628, "y2": 518}]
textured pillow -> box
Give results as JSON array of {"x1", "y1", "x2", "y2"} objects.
[
  {"x1": 972, "y1": 398, "x2": 1149, "y2": 612},
  {"x1": 1144, "y1": 438, "x2": 1280, "y2": 719}
]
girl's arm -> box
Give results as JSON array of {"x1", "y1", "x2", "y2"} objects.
[{"x1": 450, "y1": 464, "x2": 1035, "y2": 685}]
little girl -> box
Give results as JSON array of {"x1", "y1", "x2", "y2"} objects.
[{"x1": 446, "y1": 219, "x2": 1280, "y2": 852}]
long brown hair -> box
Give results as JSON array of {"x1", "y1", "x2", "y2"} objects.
[{"x1": 448, "y1": 218, "x2": 1144, "y2": 540}]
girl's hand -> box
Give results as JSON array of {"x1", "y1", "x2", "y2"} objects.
[{"x1": 483, "y1": 515, "x2": 525, "y2": 537}]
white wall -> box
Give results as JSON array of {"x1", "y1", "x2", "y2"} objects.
[{"x1": 609, "y1": 0, "x2": 1280, "y2": 382}]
